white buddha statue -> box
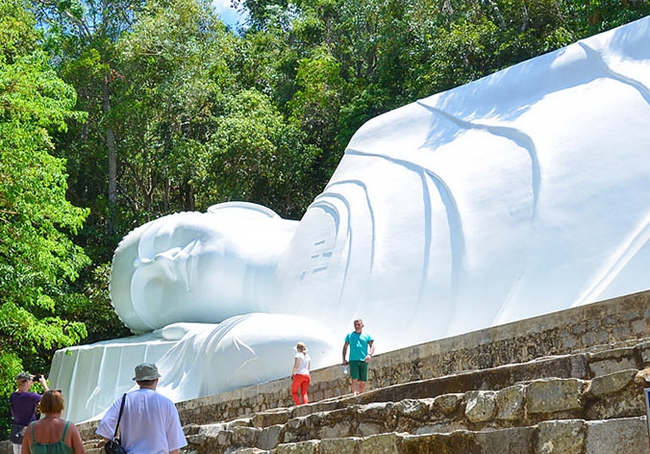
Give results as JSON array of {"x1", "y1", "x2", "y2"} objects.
[
  {"x1": 50, "y1": 15, "x2": 650, "y2": 423},
  {"x1": 109, "y1": 203, "x2": 300, "y2": 332}
]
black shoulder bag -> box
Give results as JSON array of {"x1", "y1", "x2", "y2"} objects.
[
  {"x1": 104, "y1": 393, "x2": 128, "y2": 454},
  {"x1": 10, "y1": 423, "x2": 27, "y2": 445}
]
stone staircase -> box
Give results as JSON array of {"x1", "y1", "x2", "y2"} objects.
[
  {"x1": 81, "y1": 338, "x2": 650, "y2": 453},
  {"x1": 6, "y1": 290, "x2": 649, "y2": 454},
  {"x1": 176, "y1": 339, "x2": 650, "y2": 453}
]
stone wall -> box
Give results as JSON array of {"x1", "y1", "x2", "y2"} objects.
[
  {"x1": 172, "y1": 289, "x2": 650, "y2": 426},
  {"x1": 177, "y1": 337, "x2": 650, "y2": 453}
]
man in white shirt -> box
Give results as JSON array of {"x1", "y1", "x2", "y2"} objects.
[{"x1": 97, "y1": 363, "x2": 187, "y2": 454}]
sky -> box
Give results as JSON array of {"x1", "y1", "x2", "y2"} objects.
[{"x1": 212, "y1": 0, "x2": 247, "y2": 28}]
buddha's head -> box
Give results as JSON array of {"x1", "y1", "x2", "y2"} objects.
[{"x1": 110, "y1": 202, "x2": 298, "y2": 332}]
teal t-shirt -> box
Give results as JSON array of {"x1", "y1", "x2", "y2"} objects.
[{"x1": 345, "y1": 332, "x2": 373, "y2": 361}]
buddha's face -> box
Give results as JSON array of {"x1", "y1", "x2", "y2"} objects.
[{"x1": 110, "y1": 204, "x2": 298, "y2": 332}]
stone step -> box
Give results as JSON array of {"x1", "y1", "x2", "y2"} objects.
[
  {"x1": 183, "y1": 416, "x2": 650, "y2": 454},
  {"x1": 79, "y1": 337, "x2": 650, "y2": 453},
  {"x1": 182, "y1": 335, "x2": 650, "y2": 428},
  {"x1": 181, "y1": 368, "x2": 648, "y2": 453},
  {"x1": 84, "y1": 439, "x2": 105, "y2": 454}
]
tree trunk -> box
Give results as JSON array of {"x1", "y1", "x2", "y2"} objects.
[{"x1": 103, "y1": 73, "x2": 117, "y2": 235}]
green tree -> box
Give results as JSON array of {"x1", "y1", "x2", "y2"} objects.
[
  {"x1": 112, "y1": 0, "x2": 238, "y2": 220},
  {"x1": 0, "y1": 0, "x2": 90, "y2": 434},
  {"x1": 199, "y1": 88, "x2": 321, "y2": 217},
  {"x1": 112, "y1": 0, "x2": 321, "y2": 219},
  {"x1": 35, "y1": 0, "x2": 144, "y2": 238}
]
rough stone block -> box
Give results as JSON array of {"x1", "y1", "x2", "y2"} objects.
[
  {"x1": 257, "y1": 424, "x2": 282, "y2": 450},
  {"x1": 570, "y1": 354, "x2": 588, "y2": 378},
  {"x1": 637, "y1": 341, "x2": 650, "y2": 366},
  {"x1": 496, "y1": 384, "x2": 525, "y2": 421},
  {"x1": 585, "y1": 417, "x2": 650, "y2": 454},
  {"x1": 431, "y1": 393, "x2": 463, "y2": 415},
  {"x1": 474, "y1": 427, "x2": 535, "y2": 454},
  {"x1": 400, "y1": 432, "x2": 478, "y2": 454},
  {"x1": 581, "y1": 332, "x2": 598, "y2": 347},
  {"x1": 285, "y1": 417, "x2": 304, "y2": 432},
  {"x1": 227, "y1": 418, "x2": 253, "y2": 429},
  {"x1": 358, "y1": 402, "x2": 394, "y2": 420},
  {"x1": 186, "y1": 422, "x2": 226, "y2": 444},
  {"x1": 401, "y1": 427, "x2": 535, "y2": 454},
  {"x1": 465, "y1": 390, "x2": 496, "y2": 423},
  {"x1": 252, "y1": 410, "x2": 290, "y2": 428},
  {"x1": 303, "y1": 412, "x2": 328, "y2": 431},
  {"x1": 217, "y1": 429, "x2": 233, "y2": 445},
  {"x1": 537, "y1": 419, "x2": 585, "y2": 454},
  {"x1": 319, "y1": 421, "x2": 353, "y2": 439},
  {"x1": 294, "y1": 401, "x2": 337, "y2": 418},
  {"x1": 183, "y1": 423, "x2": 202, "y2": 435},
  {"x1": 632, "y1": 319, "x2": 648, "y2": 335},
  {"x1": 232, "y1": 426, "x2": 261, "y2": 448},
  {"x1": 589, "y1": 369, "x2": 637, "y2": 397},
  {"x1": 357, "y1": 421, "x2": 383, "y2": 437},
  {"x1": 588, "y1": 347, "x2": 637, "y2": 376},
  {"x1": 359, "y1": 433, "x2": 401, "y2": 454},
  {"x1": 275, "y1": 440, "x2": 319, "y2": 454},
  {"x1": 526, "y1": 379, "x2": 584, "y2": 414},
  {"x1": 318, "y1": 437, "x2": 360, "y2": 454},
  {"x1": 396, "y1": 399, "x2": 428, "y2": 420},
  {"x1": 613, "y1": 326, "x2": 631, "y2": 341},
  {"x1": 561, "y1": 334, "x2": 578, "y2": 350},
  {"x1": 571, "y1": 322, "x2": 588, "y2": 336}
]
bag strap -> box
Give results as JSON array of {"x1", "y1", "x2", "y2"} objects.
[{"x1": 113, "y1": 393, "x2": 127, "y2": 439}]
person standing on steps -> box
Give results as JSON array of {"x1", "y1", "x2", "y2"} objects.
[
  {"x1": 96, "y1": 363, "x2": 187, "y2": 454},
  {"x1": 342, "y1": 319, "x2": 375, "y2": 395},
  {"x1": 290, "y1": 342, "x2": 311, "y2": 405},
  {"x1": 10, "y1": 373, "x2": 49, "y2": 454}
]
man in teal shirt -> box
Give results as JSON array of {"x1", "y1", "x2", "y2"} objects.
[{"x1": 342, "y1": 319, "x2": 375, "y2": 395}]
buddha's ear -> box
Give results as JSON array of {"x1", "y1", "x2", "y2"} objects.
[{"x1": 110, "y1": 221, "x2": 148, "y2": 333}]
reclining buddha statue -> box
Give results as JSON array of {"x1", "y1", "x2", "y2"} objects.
[{"x1": 50, "y1": 16, "x2": 650, "y2": 423}]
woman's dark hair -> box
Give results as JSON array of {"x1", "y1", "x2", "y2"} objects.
[{"x1": 39, "y1": 390, "x2": 64, "y2": 414}]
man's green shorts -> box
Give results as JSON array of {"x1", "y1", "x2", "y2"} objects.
[{"x1": 349, "y1": 360, "x2": 368, "y2": 381}]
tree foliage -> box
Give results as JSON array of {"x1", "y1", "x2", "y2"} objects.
[
  {"x1": 110, "y1": 0, "x2": 236, "y2": 220},
  {"x1": 0, "y1": 0, "x2": 91, "y2": 434}
]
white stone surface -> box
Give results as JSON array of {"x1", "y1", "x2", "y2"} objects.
[
  {"x1": 51, "y1": 16, "x2": 650, "y2": 423},
  {"x1": 50, "y1": 314, "x2": 340, "y2": 422}
]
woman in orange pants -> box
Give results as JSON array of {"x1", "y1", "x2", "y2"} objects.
[{"x1": 291, "y1": 342, "x2": 311, "y2": 405}]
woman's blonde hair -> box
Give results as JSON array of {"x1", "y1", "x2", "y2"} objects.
[
  {"x1": 296, "y1": 342, "x2": 308, "y2": 352},
  {"x1": 39, "y1": 390, "x2": 64, "y2": 414}
]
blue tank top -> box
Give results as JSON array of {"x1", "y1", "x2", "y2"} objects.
[{"x1": 29, "y1": 420, "x2": 74, "y2": 454}]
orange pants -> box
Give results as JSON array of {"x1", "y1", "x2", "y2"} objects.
[{"x1": 291, "y1": 374, "x2": 310, "y2": 405}]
